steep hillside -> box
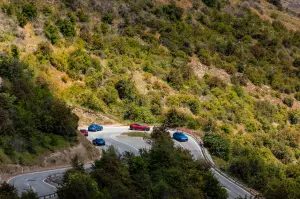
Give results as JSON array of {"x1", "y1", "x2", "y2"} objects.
[{"x1": 0, "y1": 0, "x2": 299, "y2": 198}]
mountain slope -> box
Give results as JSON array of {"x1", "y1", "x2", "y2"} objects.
[{"x1": 0, "y1": 0, "x2": 299, "y2": 198}]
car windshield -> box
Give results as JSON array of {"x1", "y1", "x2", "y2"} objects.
[
  {"x1": 177, "y1": 132, "x2": 185, "y2": 136},
  {"x1": 96, "y1": 138, "x2": 103, "y2": 141}
]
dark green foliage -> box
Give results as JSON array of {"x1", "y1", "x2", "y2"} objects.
[
  {"x1": 0, "y1": 182, "x2": 18, "y2": 199},
  {"x1": 58, "y1": 171, "x2": 101, "y2": 199},
  {"x1": 0, "y1": 56, "x2": 78, "y2": 164},
  {"x1": 20, "y1": 190, "x2": 38, "y2": 199},
  {"x1": 102, "y1": 13, "x2": 114, "y2": 24},
  {"x1": 67, "y1": 49, "x2": 101, "y2": 79},
  {"x1": 204, "y1": 133, "x2": 230, "y2": 161},
  {"x1": 56, "y1": 19, "x2": 76, "y2": 37},
  {"x1": 202, "y1": 0, "x2": 219, "y2": 8},
  {"x1": 282, "y1": 97, "x2": 294, "y2": 107},
  {"x1": 17, "y1": 3, "x2": 37, "y2": 27},
  {"x1": 292, "y1": 57, "x2": 300, "y2": 67},
  {"x1": 124, "y1": 105, "x2": 155, "y2": 123},
  {"x1": 164, "y1": 109, "x2": 199, "y2": 129},
  {"x1": 155, "y1": 4, "x2": 183, "y2": 21},
  {"x1": 11, "y1": 45, "x2": 20, "y2": 59},
  {"x1": 267, "y1": 0, "x2": 282, "y2": 7},
  {"x1": 115, "y1": 79, "x2": 138, "y2": 102},
  {"x1": 44, "y1": 23, "x2": 60, "y2": 44}
]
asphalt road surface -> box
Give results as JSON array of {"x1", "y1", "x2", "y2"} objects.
[{"x1": 8, "y1": 126, "x2": 253, "y2": 199}]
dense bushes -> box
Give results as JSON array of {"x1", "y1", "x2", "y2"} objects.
[
  {"x1": 44, "y1": 23, "x2": 60, "y2": 44},
  {"x1": 164, "y1": 109, "x2": 200, "y2": 129},
  {"x1": 56, "y1": 19, "x2": 76, "y2": 37},
  {"x1": 204, "y1": 133, "x2": 230, "y2": 161},
  {"x1": 17, "y1": 3, "x2": 37, "y2": 27},
  {"x1": 0, "y1": 56, "x2": 78, "y2": 165}
]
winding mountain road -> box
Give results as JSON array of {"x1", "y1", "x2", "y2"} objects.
[{"x1": 8, "y1": 126, "x2": 253, "y2": 199}]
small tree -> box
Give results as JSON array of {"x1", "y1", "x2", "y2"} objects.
[
  {"x1": 0, "y1": 182, "x2": 18, "y2": 199},
  {"x1": 20, "y1": 189, "x2": 38, "y2": 199}
]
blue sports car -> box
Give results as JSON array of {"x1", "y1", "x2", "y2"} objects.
[
  {"x1": 92, "y1": 138, "x2": 105, "y2": 146},
  {"x1": 88, "y1": 124, "x2": 103, "y2": 132},
  {"x1": 173, "y1": 132, "x2": 188, "y2": 142}
]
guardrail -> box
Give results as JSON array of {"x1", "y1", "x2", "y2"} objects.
[
  {"x1": 184, "y1": 132, "x2": 264, "y2": 199},
  {"x1": 39, "y1": 193, "x2": 57, "y2": 199}
]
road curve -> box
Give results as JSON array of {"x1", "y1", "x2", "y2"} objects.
[{"x1": 8, "y1": 126, "x2": 253, "y2": 199}]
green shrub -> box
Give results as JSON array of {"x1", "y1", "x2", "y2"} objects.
[
  {"x1": 115, "y1": 79, "x2": 138, "y2": 102},
  {"x1": 155, "y1": 4, "x2": 183, "y2": 21},
  {"x1": 102, "y1": 13, "x2": 114, "y2": 24},
  {"x1": 77, "y1": 10, "x2": 89, "y2": 22},
  {"x1": 206, "y1": 76, "x2": 226, "y2": 89},
  {"x1": 124, "y1": 105, "x2": 154, "y2": 123},
  {"x1": 36, "y1": 42, "x2": 52, "y2": 60},
  {"x1": 204, "y1": 133, "x2": 231, "y2": 161},
  {"x1": 42, "y1": 6, "x2": 52, "y2": 16},
  {"x1": 17, "y1": 3, "x2": 37, "y2": 27},
  {"x1": 11, "y1": 45, "x2": 20, "y2": 59},
  {"x1": 163, "y1": 109, "x2": 199, "y2": 129},
  {"x1": 293, "y1": 57, "x2": 300, "y2": 67},
  {"x1": 282, "y1": 97, "x2": 294, "y2": 107},
  {"x1": 44, "y1": 23, "x2": 60, "y2": 44},
  {"x1": 56, "y1": 19, "x2": 76, "y2": 37}
]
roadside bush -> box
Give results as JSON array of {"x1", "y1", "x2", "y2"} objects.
[
  {"x1": 282, "y1": 97, "x2": 294, "y2": 107},
  {"x1": 164, "y1": 109, "x2": 200, "y2": 129},
  {"x1": 124, "y1": 105, "x2": 155, "y2": 123},
  {"x1": 204, "y1": 133, "x2": 231, "y2": 161}
]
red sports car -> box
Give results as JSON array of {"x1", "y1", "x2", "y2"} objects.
[
  {"x1": 129, "y1": 123, "x2": 150, "y2": 131},
  {"x1": 80, "y1": 129, "x2": 88, "y2": 136}
]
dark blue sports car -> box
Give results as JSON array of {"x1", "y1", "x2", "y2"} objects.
[
  {"x1": 88, "y1": 124, "x2": 103, "y2": 132},
  {"x1": 173, "y1": 132, "x2": 188, "y2": 142},
  {"x1": 92, "y1": 138, "x2": 105, "y2": 146}
]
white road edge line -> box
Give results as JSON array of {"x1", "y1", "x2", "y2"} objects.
[
  {"x1": 7, "y1": 168, "x2": 70, "y2": 183},
  {"x1": 42, "y1": 178, "x2": 57, "y2": 189},
  {"x1": 110, "y1": 135, "x2": 139, "y2": 152},
  {"x1": 30, "y1": 186, "x2": 36, "y2": 193}
]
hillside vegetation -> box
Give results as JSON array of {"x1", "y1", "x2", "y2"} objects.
[
  {"x1": 0, "y1": 0, "x2": 299, "y2": 198},
  {"x1": 0, "y1": 55, "x2": 79, "y2": 166}
]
